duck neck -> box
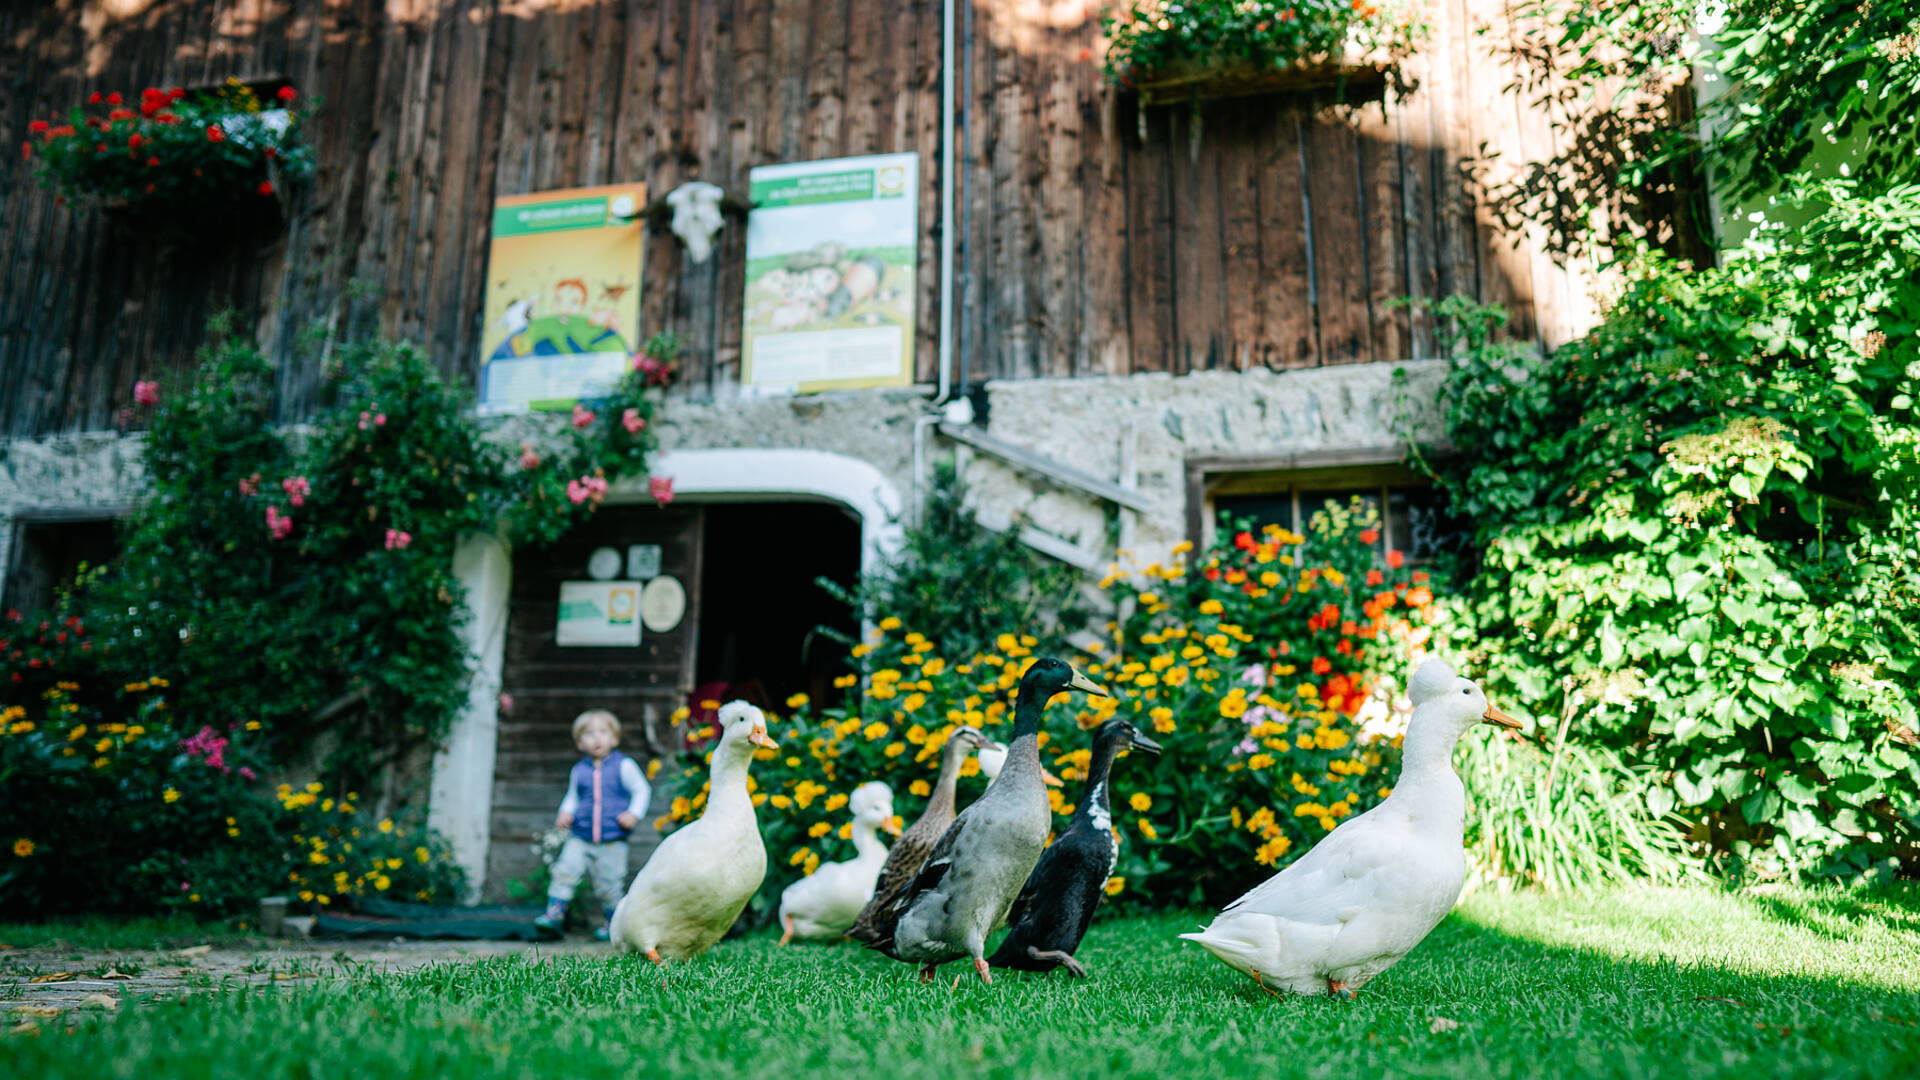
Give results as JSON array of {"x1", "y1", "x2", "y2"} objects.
[
  {"x1": 927, "y1": 741, "x2": 967, "y2": 818},
  {"x1": 851, "y1": 817, "x2": 886, "y2": 860},
  {"x1": 707, "y1": 739, "x2": 755, "y2": 812},
  {"x1": 1388, "y1": 720, "x2": 1466, "y2": 821},
  {"x1": 1073, "y1": 736, "x2": 1121, "y2": 825},
  {"x1": 997, "y1": 691, "x2": 1046, "y2": 786}
]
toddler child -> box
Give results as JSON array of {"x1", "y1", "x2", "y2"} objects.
[{"x1": 536, "y1": 709, "x2": 651, "y2": 940}]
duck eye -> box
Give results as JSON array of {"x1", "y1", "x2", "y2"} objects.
[{"x1": 1461, "y1": 688, "x2": 1470, "y2": 695}]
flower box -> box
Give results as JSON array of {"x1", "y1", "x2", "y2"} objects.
[
  {"x1": 25, "y1": 78, "x2": 314, "y2": 234},
  {"x1": 1131, "y1": 51, "x2": 1396, "y2": 109}
]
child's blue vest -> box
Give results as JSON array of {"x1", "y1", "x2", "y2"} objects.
[{"x1": 569, "y1": 750, "x2": 635, "y2": 843}]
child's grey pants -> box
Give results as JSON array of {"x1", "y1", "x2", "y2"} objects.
[{"x1": 549, "y1": 836, "x2": 630, "y2": 908}]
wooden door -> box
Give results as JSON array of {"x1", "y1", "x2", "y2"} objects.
[{"x1": 485, "y1": 504, "x2": 704, "y2": 900}]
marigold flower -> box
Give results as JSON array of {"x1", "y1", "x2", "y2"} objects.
[
  {"x1": 1104, "y1": 876, "x2": 1124, "y2": 895},
  {"x1": 163, "y1": 787, "x2": 181, "y2": 803},
  {"x1": 1129, "y1": 792, "x2": 1152, "y2": 812},
  {"x1": 14, "y1": 838, "x2": 35, "y2": 857}
]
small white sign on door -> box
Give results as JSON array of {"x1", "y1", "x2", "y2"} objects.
[
  {"x1": 556, "y1": 581, "x2": 642, "y2": 647},
  {"x1": 626, "y1": 543, "x2": 663, "y2": 580}
]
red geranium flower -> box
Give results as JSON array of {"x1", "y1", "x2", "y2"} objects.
[
  {"x1": 146, "y1": 156, "x2": 159, "y2": 166},
  {"x1": 277, "y1": 86, "x2": 297, "y2": 102},
  {"x1": 206, "y1": 125, "x2": 226, "y2": 143},
  {"x1": 128, "y1": 133, "x2": 144, "y2": 149},
  {"x1": 28, "y1": 120, "x2": 48, "y2": 133},
  {"x1": 88, "y1": 91, "x2": 102, "y2": 104},
  {"x1": 106, "y1": 92, "x2": 122, "y2": 105},
  {"x1": 169, "y1": 87, "x2": 185, "y2": 102},
  {"x1": 257, "y1": 180, "x2": 274, "y2": 196},
  {"x1": 1311, "y1": 656, "x2": 1332, "y2": 675}
]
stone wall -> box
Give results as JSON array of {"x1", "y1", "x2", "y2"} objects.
[{"x1": 0, "y1": 360, "x2": 1448, "y2": 609}]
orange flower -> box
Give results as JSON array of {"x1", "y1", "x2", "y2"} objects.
[
  {"x1": 1386, "y1": 550, "x2": 1405, "y2": 569},
  {"x1": 1311, "y1": 656, "x2": 1332, "y2": 675},
  {"x1": 1407, "y1": 586, "x2": 1433, "y2": 608},
  {"x1": 1358, "y1": 528, "x2": 1379, "y2": 545}
]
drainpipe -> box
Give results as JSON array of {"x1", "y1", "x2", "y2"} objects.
[{"x1": 934, "y1": 0, "x2": 957, "y2": 405}]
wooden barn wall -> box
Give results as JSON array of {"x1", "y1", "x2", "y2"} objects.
[{"x1": 1, "y1": 0, "x2": 1628, "y2": 438}]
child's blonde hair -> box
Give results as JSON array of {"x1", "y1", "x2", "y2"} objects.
[{"x1": 572, "y1": 709, "x2": 621, "y2": 744}]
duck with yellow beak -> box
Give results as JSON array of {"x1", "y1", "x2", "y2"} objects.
[
  {"x1": 610, "y1": 701, "x2": 778, "y2": 962},
  {"x1": 867, "y1": 657, "x2": 1108, "y2": 985},
  {"x1": 1181, "y1": 657, "x2": 1523, "y2": 997}
]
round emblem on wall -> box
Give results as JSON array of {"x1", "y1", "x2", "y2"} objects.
[
  {"x1": 586, "y1": 546, "x2": 622, "y2": 581},
  {"x1": 640, "y1": 575, "x2": 686, "y2": 633}
]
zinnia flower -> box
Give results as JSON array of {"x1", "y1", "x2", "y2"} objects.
[{"x1": 12, "y1": 838, "x2": 33, "y2": 857}]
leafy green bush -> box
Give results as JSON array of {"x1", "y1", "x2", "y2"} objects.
[
  {"x1": 1428, "y1": 181, "x2": 1920, "y2": 878},
  {"x1": 827, "y1": 461, "x2": 1091, "y2": 662},
  {"x1": 1101, "y1": 0, "x2": 1426, "y2": 84},
  {"x1": 275, "y1": 783, "x2": 464, "y2": 909}
]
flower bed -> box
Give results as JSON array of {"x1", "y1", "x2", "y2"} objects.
[
  {"x1": 25, "y1": 78, "x2": 313, "y2": 222},
  {"x1": 656, "y1": 498, "x2": 1443, "y2": 912}
]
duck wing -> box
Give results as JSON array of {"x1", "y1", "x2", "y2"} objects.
[
  {"x1": 862, "y1": 815, "x2": 968, "y2": 956},
  {"x1": 1221, "y1": 807, "x2": 1401, "y2": 925}
]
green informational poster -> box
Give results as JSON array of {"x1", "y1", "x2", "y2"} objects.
[
  {"x1": 741, "y1": 153, "x2": 918, "y2": 394},
  {"x1": 479, "y1": 183, "x2": 646, "y2": 414}
]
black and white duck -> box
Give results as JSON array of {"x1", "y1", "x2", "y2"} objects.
[
  {"x1": 865, "y1": 657, "x2": 1108, "y2": 984},
  {"x1": 987, "y1": 717, "x2": 1162, "y2": 977}
]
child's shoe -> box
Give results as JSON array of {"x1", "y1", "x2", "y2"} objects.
[
  {"x1": 533, "y1": 896, "x2": 568, "y2": 937},
  {"x1": 594, "y1": 906, "x2": 616, "y2": 942}
]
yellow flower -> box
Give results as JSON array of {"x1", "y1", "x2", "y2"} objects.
[
  {"x1": 163, "y1": 787, "x2": 181, "y2": 803},
  {"x1": 387, "y1": 858, "x2": 402, "y2": 870},
  {"x1": 1219, "y1": 694, "x2": 1249, "y2": 720},
  {"x1": 808, "y1": 822, "x2": 831, "y2": 838},
  {"x1": 824, "y1": 793, "x2": 849, "y2": 812},
  {"x1": 921, "y1": 658, "x2": 946, "y2": 676},
  {"x1": 1104, "y1": 876, "x2": 1124, "y2": 895},
  {"x1": 1172, "y1": 540, "x2": 1194, "y2": 555},
  {"x1": 299, "y1": 890, "x2": 314, "y2": 902},
  {"x1": 670, "y1": 796, "x2": 692, "y2": 819},
  {"x1": 374, "y1": 874, "x2": 392, "y2": 891},
  {"x1": 67, "y1": 724, "x2": 87, "y2": 742},
  {"x1": 909, "y1": 779, "x2": 931, "y2": 797},
  {"x1": 851, "y1": 644, "x2": 873, "y2": 657},
  {"x1": 1137, "y1": 818, "x2": 1158, "y2": 840},
  {"x1": 245, "y1": 720, "x2": 260, "y2": 731},
  {"x1": 803, "y1": 852, "x2": 820, "y2": 875},
  {"x1": 378, "y1": 818, "x2": 394, "y2": 834},
  {"x1": 1260, "y1": 571, "x2": 1281, "y2": 588},
  {"x1": 863, "y1": 721, "x2": 888, "y2": 741},
  {"x1": 1149, "y1": 706, "x2": 1175, "y2": 734},
  {"x1": 878, "y1": 617, "x2": 902, "y2": 631},
  {"x1": 309, "y1": 851, "x2": 329, "y2": 865},
  {"x1": 786, "y1": 693, "x2": 809, "y2": 709},
  {"x1": 93, "y1": 756, "x2": 110, "y2": 769},
  {"x1": 1129, "y1": 792, "x2": 1152, "y2": 812},
  {"x1": 1198, "y1": 599, "x2": 1224, "y2": 615},
  {"x1": 790, "y1": 847, "x2": 810, "y2": 866},
  {"x1": 1163, "y1": 667, "x2": 1189, "y2": 688},
  {"x1": 837, "y1": 822, "x2": 853, "y2": 840},
  {"x1": 1247, "y1": 753, "x2": 1275, "y2": 771},
  {"x1": 12, "y1": 838, "x2": 33, "y2": 857},
  {"x1": 770, "y1": 795, "x2": 793, "y2": 809},
  {"x1": 415, "y1": 846, "x2": 430, "y2": 863}
]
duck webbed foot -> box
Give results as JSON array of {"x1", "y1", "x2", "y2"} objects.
[
  {"x1": 778, "y1": 915, "x2": 794, "y2": 946},
  {"x1": 917, "y1": 963, "x2": 938, "y2": 985},
  {"x1": 1026, "y1": 946, "x2": 1088, "y2": 978},
  {"x1": 645, "y1": 948, "x2": 663, "y2": 965},
  {"x1": 973, "y1": 956, "x2": 993, "y2": 985},
  {"x1": 1251, "y1": 970, "x2": 1283, "y2": 999}
]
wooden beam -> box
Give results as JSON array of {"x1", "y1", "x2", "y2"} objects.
[
  {"x1": 974, "y1": 509, "x2": 1103, "y2": 572},
  {"x1": 937, "y1": 422, "x2": 1153, "y2": 512}
]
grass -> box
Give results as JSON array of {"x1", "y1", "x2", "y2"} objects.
[
  {"x1": 0, "y1": 913, "x2": 257, "y2": 953},
  {"x1": 3, "y1": 885, "x2": 1917, "y2": 1078}
]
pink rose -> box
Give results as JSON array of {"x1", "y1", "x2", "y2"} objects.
[
  {"x1": 374, "y1": 413, "x2": 387, "y2": 426},
  {"x1": 571, "y1": 404, "x2": 595, "y2": 429},
  {"x1": 622, "y1": 408, "x2": 646, "y2": 435},
  {"x1": 265, "y1": 506, "x2": 293, "y2": 540},
  {"x1": 133, "y1": 380, "x2": 161, "y2": 406},
  {"x1": 567, "y1": 475, "x2": 609, "y2": 506},
  {"x1": 357, "y1": 411, "x2": 371, "y2": 431},
  {"x1": 281, "y1": 476, "x2": 310, "y2": 508},
  {"x1": 519, "y1": 443, "x2": 541, "y2": 470},
  {"x1": 498, "y1": 693, "x2": 514, "y2": 714},
  {"x1": 237, "y1": 473, "x2": 260, "y2": 496},
  {"x1": 384, "y1": 528, "x2": 413, "y2": 550},
  {"x1": 650, "y1": 475, "x2": 674, "y2": 507},
  {"x1": 239, "y1": 766, "x2": 257, "y2": 780}
]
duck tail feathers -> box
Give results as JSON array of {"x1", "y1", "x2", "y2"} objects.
[{"x1": 1179, "y1": 914, "x2": 1277, "y2": 977}]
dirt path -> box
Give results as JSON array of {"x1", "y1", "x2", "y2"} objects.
[{"x1": 3, "y1": 935, "x2": 606, "y2": 1023}]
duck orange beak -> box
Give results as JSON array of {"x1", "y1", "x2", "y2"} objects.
[
  {"x1": 1040, "y1": 768, "x2": 1065, "y2": 788},
  {"x1": 749, "y1": 725, "x2": 779, "y2": 749},
  {"x1": 883, "y1": 816, "x2": 903, "y2": 836},
  {"x1": 1482, "y1": 705, "x2": 1523, "y2": 730}
]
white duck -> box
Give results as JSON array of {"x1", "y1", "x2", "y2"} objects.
[
  {"x1": 1180, "y1": 657, "x2": 1522, "y2": 996},
  {"x1": 777, "y1": 780, "x2": 899, "y2": 943},
  {"x1": 610, "y1": 701, "x2": 777, "y2": 962}
]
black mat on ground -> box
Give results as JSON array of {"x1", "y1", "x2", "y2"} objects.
[{"x1": 311, "y1": 898, "x2": 558, "y2": 941}]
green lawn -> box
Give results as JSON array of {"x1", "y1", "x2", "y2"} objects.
[{"x1": 4, "y1": 885, "x2": 1917, "y2": 1078}]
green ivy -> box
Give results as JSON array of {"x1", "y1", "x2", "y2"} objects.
[{"x1": 1424, "y1": 181, "x2": 1920, "y2": 878}]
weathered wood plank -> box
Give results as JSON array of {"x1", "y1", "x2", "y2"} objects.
[
  {"x1": 1122, "y1": 99, "x2": 1175, "y2": 375},
  {"x1": 1251, "y1": 108, "x2": 1317, "y2": 370},
  {"x1": 1356, "y1": 101, "x2": 1406, "y2": 365},
  {"x1": 1303, "y1": 113, "x2": 1371, "y2": 365}
]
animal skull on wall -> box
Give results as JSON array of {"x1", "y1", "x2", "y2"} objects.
[{"x1": 665, "y1": 181, "x2": 727, "y2": 264}]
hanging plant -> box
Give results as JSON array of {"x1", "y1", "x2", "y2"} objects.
[
  {"x1": 1103, "y1": 0, "x2": 1428, "y2": 107},
  {"x1": 24, "y1": 77, "x2": 315, "y2": 222}
]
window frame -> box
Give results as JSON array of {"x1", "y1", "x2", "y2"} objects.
[{"x1": 1183, "y1": 447, "x2": 1436, "y2": 555}]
